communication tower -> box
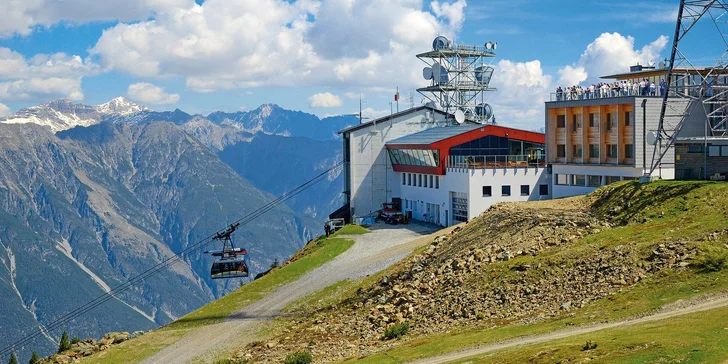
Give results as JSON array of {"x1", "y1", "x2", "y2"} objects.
[
  {"x1": 417, "y1": 36, "x2": 498, "y2": 124},
  {"x1": 651, "y1": 0, "x2": 728, "y2": 177}
]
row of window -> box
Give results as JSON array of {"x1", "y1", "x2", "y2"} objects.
[
  {"x1": 556, "y1": 143, "x2": 634, "y2": 159},
  {"x1": 482, "y1": 184, "x2": 549, "y2": 197},
  {"x1": 389, "y1": 149, "x2": 440, "y2": 167},
  {"x1": 555, "y1": 174, "x2": 638, "y2": 187},
  {"x1": 402, "y1": 173, "x2": 440, "y2": 189},
  {"x1": 556, "y1": 111, "x2": 632, "y2": 129},
  {"x1": 687, "y1": 145, "x2": 728, "y2": 157}
]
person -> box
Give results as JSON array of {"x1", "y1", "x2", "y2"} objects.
[
  {"x1": 324, "y1": 221, "x2": 331, "y2": 238},
  {"x1": 649, "y1": 81, "x2": 656, "y2": 96},
  {"x1": 659, "y1": 79, "x2": 666, "y2": 96},
  {"x1": 639, "y1": 79, "x2": 646, "y2": 96}
]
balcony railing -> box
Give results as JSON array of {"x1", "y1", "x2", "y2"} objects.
[
  {"x1": 550, "y1": 88, "x2": 665, "y2": 101},
  {"x1": 447, "y1": 155, "x2": 546, "y2": 169}
]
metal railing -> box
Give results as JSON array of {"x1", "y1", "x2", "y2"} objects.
[
  {"x1": 550, "y1": 87, "x2": 665, "y2": 101},
  {"x1": 447, "y1": 155, "x2": 546, "y2": 169}
]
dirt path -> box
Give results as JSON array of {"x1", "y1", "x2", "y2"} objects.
[
  {"x1": 140, "y1": 222, "x2": 444, "y2": 364},
  {"x1": 411, "y1": 295, "x2": 728, "y2": 364}
]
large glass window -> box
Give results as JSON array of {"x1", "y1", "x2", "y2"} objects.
[
  {"x1": 588, "y1": 175, "x2": 601, "y2": 187},
  {"x1": 571, "y1": 174, "x2": 586, "y2": 186},
  {"x1": 557, "y1": 115, "x2": 566, "y2": 128},
  {"x1": 607, "y1": 144, "x2": 617, "y2": 158},
  {"x1": 589, "y1": 144, "x2": 600, "y2": 158},
  {"x1": 589, "y1": 113, "x2": 598, "y2": 128},
  {"x1": 556, "y1": 174, "x2": 568, "y2": 185},
  {"x1": 624, "y1": 111, "x2": 631, "y2": 126},
  {"x1": 388, "y1": 149, "x2": 440, "y2": 167},
  {"x1": 557, "y1": 144, "x2": 566, "y2": 158},
  {"x1": 572, "y1": 144, "x2": 582, "y2": 158},
  {"x1": 625, "y1": 144, "x2": 634, "y2": 158}
]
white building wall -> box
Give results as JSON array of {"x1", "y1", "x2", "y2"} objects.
[
  {"x1": 398, "y1": 167, "x2": 550, "y2": 227},
  {"x1": 348, "y1": 110, "x2": 447, "y2": 218},
  {"x1": 551, "y1": 164, "x2": 675, "y2": 198}
]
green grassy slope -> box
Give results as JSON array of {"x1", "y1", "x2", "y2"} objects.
[{"x1": 82, "y1": 229, "x2": 360, "y2": 363}]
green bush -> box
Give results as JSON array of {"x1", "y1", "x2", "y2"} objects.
[
  {"x1": 58, "y1": 331, "x2": 71, "y2": 353},
  {"x1": 476, "y1": 312, "x2": 486, "y2": 320},
  {"x1": 283, "y1": 350, "x2": 313, "y2": 364},
  {"x1": 581, "y1": 340, "x2": 598, "y2": 351},
  {"x1": 384, "y1": 322, "x2": 410, "y2": 340},
  {"x1": 694, "y1": 246, "x2": 728, "y2": 272},
  {"x1": 70, "y1": 337, "x2": 80, "y2": 345},
  {"x1": 8, "y1": 353, "x2": 18, "y2": 364},
  {"x1": 212, "y1": 359, "x2": 248, "y2": 364}
]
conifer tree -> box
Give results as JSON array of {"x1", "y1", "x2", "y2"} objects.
[
  {"x1": 29, "y1": 351, "x2": 40, "y2": 364},
  {"x1": 58, "y1": 331, "x2": 71, "y2": 353},
  {"x1": 8, "y1": 353, "x2": 18, "y2": 364}
]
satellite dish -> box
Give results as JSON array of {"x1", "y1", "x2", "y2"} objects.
[
  {"x1": 475, "y1": 65, "x2": 494, "y2": 84},
  {"x1": 433, "y1": 36, "x2": 450, "y2": 50},
  {"x1": 432, "y1": 62, "x2": 448, "y2": 84},
  {"x1": 424, "y1": 101, "x2": 440, "y2": 110},
  {"x1": 485, "y1": 41, "x2": 493, "y2": 50},
  {"x1": 493, "y1": 42, "x2": 497, "y2": 50},
  {"x1": 658, "y1": 61, "x2": 666, "y2": 69},
  {"x1": 475, "y1": 103, "x2": 493, "y2": 121},
  {"x1": 423, "y1": 67, "x2": 433, "y2": 80},
  {"x1": 454, "y1": 109, "x2": 465, "y2": 124},
  {"x1": 646, "y1": 131, "x2": 658, "y2": 145}
]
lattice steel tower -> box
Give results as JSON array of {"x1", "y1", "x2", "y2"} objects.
[
  {"x1": 651, "y1": 0, "x2": 728, "y2": 176},
  {"x1": 417, "y1": 36, "x2": 498, "y2": 124}
]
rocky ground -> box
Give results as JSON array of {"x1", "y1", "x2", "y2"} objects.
[
  {"x1": 235, "y1": 194, "x2": 707, "y2": 363},
  {"x1": 35, "y1": 331, "x2": 143, "y2": 363}
]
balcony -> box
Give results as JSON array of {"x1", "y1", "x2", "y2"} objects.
[
  {"x1": 447, "y1": 154, "x2": 546, "y2": 169},
  {"x1": 549, "y1": 88, "x2": 664, "y2": 102}
]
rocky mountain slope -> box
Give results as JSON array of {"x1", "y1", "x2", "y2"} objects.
[
  {"x1": 0, "y1": 119, "x2": 317, "y2": 360},
  {"x1": 231, "y1": 181, "x2": 728, "y2": 362}
]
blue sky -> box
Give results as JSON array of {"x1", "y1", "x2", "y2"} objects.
[{"x1": 0, "y1": 0, "x2": 707, "y2": 129}]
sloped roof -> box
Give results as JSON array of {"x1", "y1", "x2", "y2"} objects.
[
  {"x1": 337, "y1": 106, "x2": 449, "y2": 134},
  {"x1": 386, "y1": 124, "x2": 482, "y2": 145}
]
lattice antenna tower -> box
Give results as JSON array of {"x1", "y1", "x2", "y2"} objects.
[
  {"x1": 650, "y1": 0, "x2": 728, "y2": 176},
  {"x1": 417, "y1": 36, "x2": 498, "y2": 124}
]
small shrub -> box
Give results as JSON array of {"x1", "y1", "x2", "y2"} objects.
[
  {"x1": 270, "y1": 258, "x2": 280, "y2": 270},
  {"x1": 694, "y1": 247, "x2": 728, "y2": 272},
  {"x1": 58, "y1": 331, "x2": 71, "y2": 353},
  {"x1": 29, "y1": 351, "x2": 41, "y2": 364},
  {"x1": 581, "y1": 340, "x2": 598, "y2": 351},
  {"x1": 212, "y1": 359, "x2": 248, "y2": 364},
  {"x1": 476, "y1": 312, "x2": 486, "y2": 320},
  {"x1": 384, "y1": 322, "x2": 410, "y2": 340},
  {"x1": 71, "y1": 337, "x2": 80, "y2": 345},
  {"x1": 283, "y1": 350, "x2": 313, "y2": 364}
]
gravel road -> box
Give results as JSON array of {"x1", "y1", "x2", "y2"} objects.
[
  {"x1": 140, "y1": 222, "x2": 440, "y2": 364},
  {"x1": 410, "y1": 295, "x2": 728, "y2": 364}
]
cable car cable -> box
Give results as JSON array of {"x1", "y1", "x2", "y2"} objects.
[{"x1": 0, "y1": 162, "x2": 343, "y2": 359}]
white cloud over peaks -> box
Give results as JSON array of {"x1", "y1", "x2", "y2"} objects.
[
  {"x1": 0, "y1": 103, "x2": 10, "y2": 117},
  {"x1": 0, "y1": 47, "x2": 97, "y2": 102},
  {"x1": 0, "y1": 0, "x2": 192, "y2": 37},
  {"x1": 127, "y1": 83, "x2": 180, "y2": 105},
  {"x1": 309, "y1": 92, "x2": 343, "y2": 108},
  {"x1": 91, "y1": 0, "x2": 467, "y2": 92},
  {"x1": 557, "y1": 32, "x2": 669, "y2": 85}
]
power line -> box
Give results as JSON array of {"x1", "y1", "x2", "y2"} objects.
[{"x1": 0, "y1": 162, "x2": 343, "y2": 359}]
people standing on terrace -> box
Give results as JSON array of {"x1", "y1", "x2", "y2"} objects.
[
  {"x1": 660, "y1": 79, "x2": 666, "y2": 96},
  {"x1": 650, "y1": 81, "x2": 656, "y2": 96}
]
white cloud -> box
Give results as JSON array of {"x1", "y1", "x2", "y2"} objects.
[
  {"x1": 0, "y1": 103, "x2": 10, "y2": 117},
  {"x1": 488, "y1": 59, "x2": 552, "y2": 130},
  {"x1": 0, "y1": 47, "x2": 97, "y2": 102},
  {"x1": 90, "y1": 0, "x2": 467, "y2": 92},
  {"x1": 127, "y1": 83, "x2": 180, "y2": 105},
  {"x1": 344, "y1": 92, "x2": 363, "y2": 99},
  {"x1": 0, "y1": 0, "x2": 192, "y2": 37},
  {"x1": 309, "y1": 92, "x2": 343, "y2": 108},
  {"x1": 557, "y1": 32, "x2": 669, "y2": 85},
  {"x1": 361, "y1": 107, "x2": 390, "y2": 120}
]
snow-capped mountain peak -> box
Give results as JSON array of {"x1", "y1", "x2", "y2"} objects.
[
  {"x1": 97, "y1": 97, "x2": 152, "y2": 115},
  {"x1": 0, "y1": 97, "x2": 153, "y2": 133}
]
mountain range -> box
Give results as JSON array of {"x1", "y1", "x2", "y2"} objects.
[{"x1": 0, "y1": 98, "x2": 356, "y2": 359}]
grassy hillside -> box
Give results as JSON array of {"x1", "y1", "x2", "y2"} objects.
[
  {"x1": 81, "y1": 229, "x2": 359, "y2": 363},
  {"x1": 232, "y1": 181, "x2": 728, "y2": 363}
]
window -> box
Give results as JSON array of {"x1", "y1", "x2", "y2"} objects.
[
  {"x1": 625, "y1": 144, "x2": 634, "y2": 158},
  {"x1": 572, "y1": 115, "x2": 581, "y2": 131},
  {"x1": 723, "y1": 146, "x2": 728, "y2": 156},
  {"x1": 709, "y1": 146, "x2": 721, "y2": 156},
  {"x1": 418, "y1": 174, "x2": 423, "y2": 187},
  {"x1": 556, "y1": 174, "x2": 568, "y2": 185},
  {"x1": 624, "y1": 111, "x2": 631, "y2": 126},
  {"x1": 606, "y1": 113, "x2": 612, "y2": 131},
  {"x1": 405, "y1": 199, "x2": 409, "y2": 209},
  {"x1": 435, "y1": 176, "x2": 440, "y2": 189},
  {"x1": 424, "y1": 175, "x2": 428, "y2": 188},
  {"x1": 539, "y1": 184, "x2": 549, "y2": 196},
  {"x1": 688, "y1": 145, "x2": 703, "y2": 153},
  {"x1": 606, "y1": 176, "x2": 621, "y2": 184},
  {"x1": 589, "y1": 113, "x2": 598, "y2": 128},
  {"x1": 588, "y1": 175, "x2": 601, "y2": 187},
  {"x1": 483, "y1": 186, "x2": 492, "y2": 197},
  {"x1": 607, "y1": 144, "x2": 617, "y2": 158},
  {"x1": 502, "y1": 185, "x2": 511, "y2": 196},
  {"x1": 402, "y1": 173, "x2": 406, "y2": 185},
  {"x1": 571, "y1": 174, "x2": 586, "y2": 186},
  {"x1": 557, "y1": 115, "x2": 566, "y2": 128},
  {"x1": 408, "y1": 173, "x2": 412, "y2": 186},
  {"x1": 557, "y1": 144, "x2": 566, "y2": 158},
  {"x1": 520, "y1": 185, "x2": 530, "y2": 196},
  {"x1": 572, "y1": 144, "x2": 582, "y2": 158},
  {"x1": 589, "y1": 144, "x2": 600, "y2": 158}
]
